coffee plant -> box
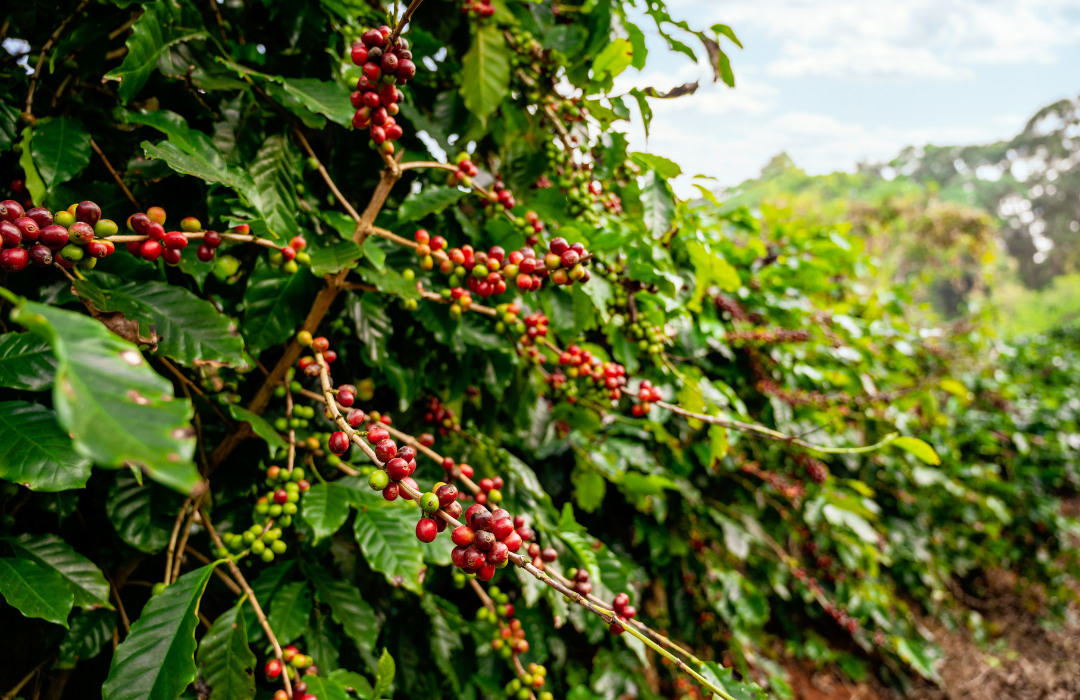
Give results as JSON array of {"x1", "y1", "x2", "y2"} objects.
[{"x1": 1, "y1": 1, "x2": 1078, "y2": 699}]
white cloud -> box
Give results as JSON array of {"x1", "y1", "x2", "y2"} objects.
[{"x1": 662, "y1": 0, "x2": 1080, "y2": 81}]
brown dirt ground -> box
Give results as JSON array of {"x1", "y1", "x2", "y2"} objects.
[{"x1": 782, "y1": 571, "x2": 1080, "y2": 700}]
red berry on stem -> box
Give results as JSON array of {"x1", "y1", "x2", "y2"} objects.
[
  {"x1": 374, "y1": 438, "x2": 397, "y2": 462},
  {"x1": 416, "y1": 518, "x2": 438, "y2": 542},
  {"x1": 386, "y1": 457, "x2": 411, "y2": 481},
  {"x1": 75, "y1": 201, "x2": 101, "y2": 226},
  {"x1": 367, "y1": 426, "x2": 389, "y2": 444},
  {"x1": 383, "y1": 483, "x2": 399, "y2": 501},
  {"x1": 0, "y1": 247, "x2": 28, "y2": 272},
  {"x1": 265, "y1": 659, "x2": 282, "y2": 678},
  {"x1": 328, "y1": 431, "x2": 350, "y2": 454},
  {"x1": 274, "y1": 489, "x2": 289, "y2": 505},
  {"x1": 346, "y1": 408, "x2": 366, "y2": 427},
  {"x1": 312, "y1": 336, "x2": 330, "y2": 352},
  {"x1": 141, "y1": 240, "x2": 163, "y2": 261},
  {"x1": 550, "y1": 237, "x2": 569, "y2": 255},
  {"x1": 452, "y1": 526, "x2": 474, "y2": 546},
  {"x1": 491, "y1": 517, "x2": 514, "y2": 540}
]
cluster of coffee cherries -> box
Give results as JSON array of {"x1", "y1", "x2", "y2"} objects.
[
  {"x1": 516, "y1": 210, "x2": 545, "y2": 247},
  {"x1": 265, "y1": 644, "x2": 320, "y2": 700},
  {"x1": 218, "y1": 465, "x2": 306, "y2": 562},
  {"x1": 1, "y1": 199, "x2": 117, "y2": 272},
  {"x1": 349, "y1": 26, "x2": 416, "y2": 155},
  {"x1": 296, "y1": 333, "x2": 338, "y2": 377},
  {"x1": 448, "y1": 153, "x2": 480, "y2": 187},
  {"x1": 518, "y1": 311, "x2": 549, "y2": 347},
  {"x1": 449, "y1": 504, "x2": 527, "y2": 582},
  {"x1": 630, "y1": 380, "x2": 663, "y2": 416},
  {"x1": 459, "y1": 0, "x2": 496, "y2": 19},
  {"x1": 503, "y1": 666, "x2": 552, "y2": 700},
  {"x1": 560, "y1": 346, "x2": 628, "y2": 400},
  {"x1": 627, "y1": 319, "x2": 670, "y2": 357},
  {"x1": 483, "y1": 179, "x2": 517, "y2": 216},
  {"x1": 123, "y1": 207, "x2": 195, "y2": 264},
  {"x1": 422, "y1": 395, "x2": 459, "y2": 436},
  {"x1": 267, "y1": 235, "x2": 310, "y2": 275},
  {"x1": 357, "y1": 421, "x2": 422, "y2": 502},
  {"x1": 607, "y1": 591, "x2": 638, "y2": 635},
  {"x1": 492, "y1": 302, "x2": 524, "y2": 336}
]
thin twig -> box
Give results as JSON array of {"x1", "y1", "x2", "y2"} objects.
[
  {"x1": 158, "y1": 356, "x2": 235, "y2": 428},
  {"x1": 103, "y1": 567, "x2": 131, "y2": 633},
  {"x1": 1, "y1": 655, "x2": 54, "y2": 700},
  {"x1": 164, "y1": 498, "x2": 193, "y2": 584},
  {"x1": 199, "y1": 508, "x2": 293, "y2": 698},
  {"x1": 388, "y1": 0, "x2": 424, "y2": 45},
  {"x1": 184, "y1": 546, "x2": 244, "y2": 595},
  {"x1": 171, "y1": 494, "x2": 204, "y2": 583},
  {"x1": 24, "y1": 0, "x2": 89, "y2": 116},
  {"x1": 312, "y1": 354, "x2": 735, "y2": 700},
  {"x1": 291, "y1": 125, "x2": 360, "y2": 223},
  {"x1": 90, "y1": 138, "x2": 141, "y2": 210}
]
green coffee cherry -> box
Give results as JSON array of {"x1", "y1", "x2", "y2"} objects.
[{"x1": 420, "y1": 492, "x2": 440, "y2": 513}]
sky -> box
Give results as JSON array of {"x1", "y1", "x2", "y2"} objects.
[{"x1": 612, "y1": 0, "x2": 1080, "y2": 197}]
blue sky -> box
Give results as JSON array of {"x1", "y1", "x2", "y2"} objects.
[{"x1": 613, "y1": 0, "x2": 1080, "y2": 196}]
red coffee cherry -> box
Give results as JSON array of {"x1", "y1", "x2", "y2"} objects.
[
  {"x1": 416, "y1": 518, "x2": 438, "y2": 543},
  {"x1": 328, "y1": 431, "x2": 350, "y2": 455}
]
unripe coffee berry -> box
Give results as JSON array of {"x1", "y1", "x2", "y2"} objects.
[
  {"x1": 368, "y1": 470, "x2": 390, "y2": 490},
  {"x1": 420, "y1": 492, "x2": 439, "y2": 513}
]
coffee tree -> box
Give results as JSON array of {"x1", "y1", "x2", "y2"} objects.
[{"x1": 1, "y1": 1, "x2": 1078, "y2": 699}]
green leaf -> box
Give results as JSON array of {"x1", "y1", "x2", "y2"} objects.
[
  {"x1": 241, "y1": 262, "x2": 320, "y2": 354},
  {"x1": 397, "y1": 185, "x2": 467, "y2": 223},
  {"x1": 625, "y1": 21, "x2": 648, "y2": 70},
  {"x1": 305, "y1": 609, "x2": 341, "y2": 672},
  {"x1": 542, "y1": 25, "x2": 588, "y2": 56},
  {"x1": 630, "y1": 152, "x2": 682, "y2": 179},
  {"x1": 6, "y1": 533, "x2": 111, "y2": 610},
  {"x1": 309, "y1": 240, "x2": 363, "y2": 276},
  {"x1": 349, "y1": 293, "x2": 392, "y2": 366},
  {"x1": 592, "y1": 38, "x2": 634, "y2": 81},
  {"x1": 302, "y1": 483, "x2": 351, "y2": 543},
  {"x1": 197, "y1": 602, "x2": 256, "y2": 700},
  {"x1": 712, "y1": 24, "x2": 744, "y2": 49},
  {"x1": 460, "y1": 25, "x2": 511, "y2": 122},
  {"x1": 228, "y1": 404, "x2": 287, "y2": 452},
  {"x1": 264, "y1": 77, "x2": 355, "y2": 128},
  {"x1": 640, "y1": 170, "x2": 674, "y2": 239},
  {"x1": 699, "y1": 661, "x2": 768, "y2": 700},
  {"x1": 627, "y1": 89, "x2": 654, "y2": 138},
  {"x1": 0, "y1": 401, "x2": 92, "y2": 492},
  {"x1": 353, "y1": 496, "x2": 426, "y2": 594},
  {"x1": 893, "y1": 436, "x2": 941, "y2": 465},
  {"x1": 0, "y1": 332, "x2": 57, "y2": 390},
  {"x1": 302, "y1": 676, "x2": 350, "y2": 700},
  {"x1": 308, "y1": 569, "x2": 380, "y2": 655},
  {"x1": 242, "y1": 560, "x2": 295, "y2": 643},
  {"x1": 329, "y1": 670, "x2": 373, "y2": 699},
  {"x1": 0, "y1": 557, "x2": 74, "y2": 628},
  {"x1": 106, "y1": 472, "x2": 173, "y2": 553},
  {"x1": 267, "y1": 581, "x2": 312, "y2": 645},
  {"x1": 31, "y1": 117, "x2": 91, "y2": 189},
  {"x1": 373, "y1": 648, "x2": 395, "y2": 699},
  {"x1": 10, "y1": 301, "x2": 199, "y2": 493},
  {"x1": 18, "y1": 127, "x2": 46, "y2": 207},
  {"x1": 420, "y1": 595, "x2": 462, "y2": 692},
  {"x1": 686, "y1": 241, "x2": 740, "y2": 310},
  {"x1": 74, "y1": 279, "x2": 245, "y2": 367},
  {"x1": 104, "y1": 0, "x2": 209, "y2": 103},
  {"x1": 248, "y1": 134, "x2": 302, "y2": 241},
  {"x1": 57, "y1": 609, "x2": 116, "y2": 669},
  {"x1": 103, "y1": 563, "x2": 218, "y2": 700},
  {"x1": 0, "y1": 98, "x2": 19, "y2": 153}
]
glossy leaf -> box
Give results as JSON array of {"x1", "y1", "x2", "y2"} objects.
[
  {"x1": 0, "y1": 557, "x2": 74, "y2": 627},
  {"x1": 74, "y1": 279, "x2": 245, "y2": 367},
  {"x1": 102, "y1": 563, "x2": 218, "y2": 700},
  {"x1": 373, "y1": 648, "x2": 395, "y2": 700},
  {"x1": 229, "y1": 404, "x2": 287, "y2": 452},
  {"x1": 104, "y1": 0, "x2": 209, "y2": 102},
  {"x1": 241, "y1": 262, "x2": 320, "y2": 353},
  {"x1": 308, "y1": 567, "x2": 379, "y2": 654},
  {"x1": 56, "y1": 609, "x2": 116, "y2": 668},
  {"x1": 267, "y1": 581, "x2": 311, "y2": 645},
  {"x1": 0, "y1": 401, "x2": 92, "y2": 492},
  {"x1": 196, "y1": 601, "x2": 256, "y2": 700},
  {"x1": 352, "y1": 494, "x2": 426, "y2": 594},
  {"x1": 460, "y1": 26, "x2": 511, "y2": 122},
  {"x1": 18, "y1": 126, "x2": 46, "y2": 206},
  {"x1": 0, "y1": 332, "x2": 57, "y2": 390},
  {"x1": 699, "y1": 661, "x2": 767, "y2": 700},
  {"x1": 302, "y1": 676, "x2": 350, "y2": 700},
  {"x1": 106, "y1": 472, "x2": 173, "y2": 554},
  {"x1": 6, "y1": 533, "x2": 111, "y2": 610},
  {"x1": 640, "y1": 170, "x2": 675, "y2": 239},
  {"x1": 30, "y1": 117, "x2": 91, "y2": 193},
  {"x1": 397, "y1": 185, "x2": 467, "y2": 223},
  {"x1": 302, "y1": 483, "x2": 351, "y2": 543},
  {"x1": 893, "y1": 436, "x2": 941, "y2": 465},
  {"x1": 248, "y1": 134, "x2": 302, "y2": 240},
  {"x1": 10, "y1": 300, "x2": 200, "y2": 494},
  {"x1": 309, "y1": 240, "x2": 363, "y2": 276}
]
